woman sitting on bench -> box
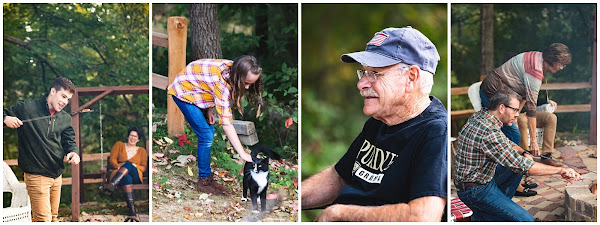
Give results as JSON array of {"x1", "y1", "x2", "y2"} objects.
[{"x1": 103, "y1": 127, "x2": 147, "y2": 222}]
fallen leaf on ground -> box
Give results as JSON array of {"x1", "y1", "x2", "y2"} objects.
[
  {"x1": 188, "y1": 166, "x2": 194, "y2": 177},
  {"x1": 199, "y1": 193, "x2": 209, "y2": 200},
  {"x1": 267, "y1": 194, "x2": 278, "y2": 200}
]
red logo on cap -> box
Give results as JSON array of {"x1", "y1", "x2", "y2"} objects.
[{"x1": 368, "y1": 33, "x2": 388, "y2": 46}]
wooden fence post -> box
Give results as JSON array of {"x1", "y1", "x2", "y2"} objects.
[
  {"x1": 591, "y1": 12, "x2": 597, "y2": 145},
  {"x1": 167, "y1": 17, "x2": 187, "y2": 136},
  {"x1": 71, "y1": 91, "x2": 80, "y2": 222}
]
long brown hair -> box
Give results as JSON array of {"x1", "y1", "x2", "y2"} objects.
[{"x1": 228, "y1": 55, "x2": 263, "y2": 116}]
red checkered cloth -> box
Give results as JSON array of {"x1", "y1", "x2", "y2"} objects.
[{"x1": 450, "y1": 197, "x2": 473, "y2": 221}]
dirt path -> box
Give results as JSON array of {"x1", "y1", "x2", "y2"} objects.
[{"x1": 152, "y1": 161, "x2": 298, "y2": 222}]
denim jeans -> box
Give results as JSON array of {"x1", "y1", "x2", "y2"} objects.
[
  {"x1": 480, "y1": 90, "x2": 521, "y2": 144},
  {"x1": 172, "y1": 96, "x2": 214, "y2": 179},
  {"x1": 118, "y1": 161, "x2": 142, "y2": 186},
  {"x1": 457, "y1": 164, "x2": 534, "y2": 221}
]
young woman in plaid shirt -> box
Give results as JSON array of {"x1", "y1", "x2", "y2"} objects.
[{"x1": 167, "y1": 55, "x2": 262, "y2": 195}]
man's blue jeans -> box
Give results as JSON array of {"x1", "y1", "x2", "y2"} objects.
[
  {"x1": 457, "y1": 165, "x2": 534, "y2": 221},
  {"x1": 172, "y1": 96, "x2": 214, "y2": 179},
  {"x1": 480, "y1": 90, "x2": 521, "y2": 144}
]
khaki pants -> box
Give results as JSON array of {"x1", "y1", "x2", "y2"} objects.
[
  {"x1": 517, "y1": 112, "x2": 557, "y2": 154},
  {"x1": 24, "y1": 173, "x2": 62, "y2": 222}
]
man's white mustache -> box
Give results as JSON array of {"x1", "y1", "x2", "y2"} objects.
[{"x1": 360, "y1": 89, "x2": 379, "y2": 98}]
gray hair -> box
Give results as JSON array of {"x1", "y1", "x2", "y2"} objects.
[{"x1": 418, "y1": 69, "x2": 433, "y2": 94}]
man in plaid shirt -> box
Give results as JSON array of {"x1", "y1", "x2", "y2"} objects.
[{"x1": 454, "y1": 90, "x2": 581, "y2": 222}]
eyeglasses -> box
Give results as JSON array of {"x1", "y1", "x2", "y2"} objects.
[
  {"x1": 357, "y1": 64, "x2": 409, "y2": 82},
  {"x1": 503, "y1": 104, "x2": 520, "y2": 113},
  {"x1": 555, "y1": 62, "x2": 566, "y2": 69}
]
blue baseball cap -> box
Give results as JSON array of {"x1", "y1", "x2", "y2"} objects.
[{"x1": 341, "y1": 26, "x2": 440, "y2": 74}]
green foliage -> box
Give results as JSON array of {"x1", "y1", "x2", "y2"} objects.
[
  {"x1": 4, "y1": 3, "x2": 150, "y2": 157},
  {"x1": 451, "y1": 4, "x2": 595, "y2": 133},
  {"x1": 152, "y1": 4, "x2": 298, "y2": 159},
  {"x1": 3, "y1": 3, "x2": 149, "y2": 208}
]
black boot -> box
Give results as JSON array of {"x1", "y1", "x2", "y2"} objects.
[
  {"x1": 124, "y1": 191, "x2": 139, "y2": 222},
  {"x1": 102, "y1": 171, "x2": 127, "y2": 195}
]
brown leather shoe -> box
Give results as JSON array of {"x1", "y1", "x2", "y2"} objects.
[
  {"x1": 197, "y1": 177, "x2": 218, "y2": 195},
  {"x1": 541, "y1": 158, "x2": 566, "y2": 167}
]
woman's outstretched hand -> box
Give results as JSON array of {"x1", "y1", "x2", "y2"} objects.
[{"x1": 240, "y1": 151, "x2": 253, "y2": 162}]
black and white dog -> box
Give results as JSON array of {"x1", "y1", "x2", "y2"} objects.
[{"x1": 241, "y1": 145, "x2": 281, "y2": 212}]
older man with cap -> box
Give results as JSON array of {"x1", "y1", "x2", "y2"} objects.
[{"x1": 301, "y1": 26, "x2": 447, "y2": 222}]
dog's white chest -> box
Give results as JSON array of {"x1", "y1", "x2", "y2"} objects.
[{"x1": 251, "y1": 171, "x2": 268, "y2": 193}]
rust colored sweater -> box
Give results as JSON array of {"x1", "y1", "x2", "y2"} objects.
[{"x1": 109, "y1": 141, "x2": 147, "y2": 183}]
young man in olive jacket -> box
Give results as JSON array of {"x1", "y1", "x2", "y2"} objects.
[{"x1": 4, "y1": 76, "x2": 81, "y2": 222}]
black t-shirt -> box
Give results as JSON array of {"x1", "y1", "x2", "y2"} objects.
[{"x1": 334, "y1": 96, "x2": 447, "y2": 206}]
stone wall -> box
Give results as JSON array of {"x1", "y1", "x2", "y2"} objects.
[{"x1": 564, "y1": 173, "x2": 597, "y2": 222}]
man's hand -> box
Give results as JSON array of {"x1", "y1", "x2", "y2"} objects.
[
  {"x1": 207, "y1": 108, "x2": 215, "y2": 125},
  {"x1": 560, "y1": 168, "x2": 582, "y2": 183},
  {"x1": 315, "y1": 204, "x2": 342, "y2": 222},
  {"x1": 524, "y1": 152, "x2": 534, "y2": 161},
  {"x1": 529, "y1": 142, "x2": 540, "y2": 156},
  {"x1": 65, "y1": 152, "x2": 80, "y2": 165},
  {"x1": 4, "y1": 116, "x2": 23, "y2": 128}
]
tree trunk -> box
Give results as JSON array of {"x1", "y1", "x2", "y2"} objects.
[
  {"x1": 480, "y1": 4, "x2": 494, "y2": 77},
  {"x1": 255, "y1": 4, "x2": 268, "y2": 59},
  {"x1": 189, "y1": 4, "x2": 222, "y2": 59}
]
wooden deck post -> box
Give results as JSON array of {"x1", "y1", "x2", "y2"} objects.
[
  {"x1": 591, "y1": 12, "x2": 597, "y2": 145},
  {"x1": 71, "y1": 91, "x2": 80, "y2": 222},
  {"x1": 167, "y1": 17, "x2": 187, "y2": 136}
]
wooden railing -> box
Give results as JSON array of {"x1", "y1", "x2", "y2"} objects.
[
  {"x1": 451, "y1": 81, "x2": 593, "y2": 120},
  {"x1": 4, "y1": 153, "x2": 110, "y2": 185}
]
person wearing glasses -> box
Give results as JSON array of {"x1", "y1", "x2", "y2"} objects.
[
  {"x1": 454, "y1": 89, "x2": 581, "y2": 222},
  {"x1": 301, "y1": 27, "x2": 447, "y2": 221},
  {"x1": 479, "y1": 45, "x2": 571, "y2": 198},
  {"x1": 479, "y1": 43, "x2": 571, "y2": 156}
]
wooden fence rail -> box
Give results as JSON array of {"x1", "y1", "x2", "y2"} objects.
[
  {"x1": 450, "y1": 81, "x2": 596, "y2": 143},
  {"x1": 451, "y1": 81, "x2": 593, "y2": 119},
  {"x1": 5, "y1": 153, "x2": 111, "y2": 185}
]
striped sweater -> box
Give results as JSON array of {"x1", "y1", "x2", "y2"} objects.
[{"x1": 480, "y1": 51, "x2": 544, "y2": 117}]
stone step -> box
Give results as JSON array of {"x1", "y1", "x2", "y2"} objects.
[
  {"x1": 239, "y1": 132, "x2": 259, "y2": 146},
  {"x1": 233, "y1": 120, "x2": 256, "y2": 135}
]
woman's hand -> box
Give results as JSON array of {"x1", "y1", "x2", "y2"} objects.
[
  {"x1": 207, "y1": 107, "x2": 215, "y2": 125},
  {"x1": 240, "y1": 151, "x2": 253, "y2": 162},
  {"x1": 222, "y1": 123, "x2": 253, "y2": 163}
]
